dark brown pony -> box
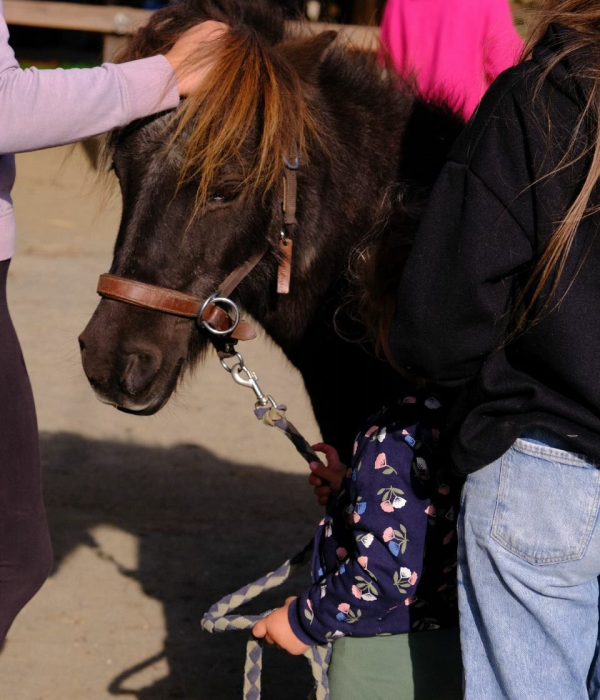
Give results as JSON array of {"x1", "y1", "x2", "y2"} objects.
[{"x1": 79, "y1": 0, "x2": 464, "y2": 460}]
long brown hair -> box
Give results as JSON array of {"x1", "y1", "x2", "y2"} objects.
[
  {"x1": 511, "y1": 0, "x2": 600, "y2": 336},
  {"x1": 345, "y1": 196, "x2": 416, "y2": 363},
  {"x1": 346, "y1": 90, "x2": 464, "y2": 365}
]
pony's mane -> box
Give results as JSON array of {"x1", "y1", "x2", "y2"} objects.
[{"x1": 112, "y1": 0, "x2": 331, "y2": 207}]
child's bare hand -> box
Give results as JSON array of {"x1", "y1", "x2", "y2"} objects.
[
  {"x1": 252, "y1": 597, "x2": 310, "y2": 656},
  {"x1": 309, "y1": 443, "x2": 347, "y2": 506}
]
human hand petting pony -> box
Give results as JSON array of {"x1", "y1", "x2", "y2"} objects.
[
  {"x1": 252, "y1": 597, "x2": 310, "y2": 655},
  {"x1": 164, "y1": 20, "x2": 227, "y2": 96},
  {"x1": 308, "y1": 443, "x2": 347, "y2": 506}
]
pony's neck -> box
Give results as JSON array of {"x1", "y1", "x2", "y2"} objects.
[{"x1": 232, "y1": 56, "x2": 463, "y2": 452}]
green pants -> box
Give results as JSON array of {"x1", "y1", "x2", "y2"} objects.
[{"x1": 328, "y1": 628, "x2": 463, "y2": 700}]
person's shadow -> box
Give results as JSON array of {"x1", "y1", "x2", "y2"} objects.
[{"x1": 38, "y1": 431, "x2": 319, "y2": 700}]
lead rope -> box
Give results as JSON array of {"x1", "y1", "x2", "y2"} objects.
[{"x1": 200, "y1": 351, "x2": 332, "y2": 700}]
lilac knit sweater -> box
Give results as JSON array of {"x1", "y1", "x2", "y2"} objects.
[{"x1": 0, "y1": 0, "x2": 179, "y2": 261}]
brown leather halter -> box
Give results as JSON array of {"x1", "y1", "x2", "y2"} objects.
[{"x1": 96, "y1": 160, "x2": 299, "y2": 345}]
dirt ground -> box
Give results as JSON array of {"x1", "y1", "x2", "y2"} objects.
[{"x1": 0, "y1": 144, "x2": 324, "y2": 700}]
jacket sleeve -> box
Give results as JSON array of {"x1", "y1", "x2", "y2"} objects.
[
  {"x1": 483, "y1": 0, "x2": 523, "y2": 82},
  {"x1": 288, "y1": 424, "x2": 431, "y2": 646},
  {"x1": 0, "y1": 8, "x2": 179, "y2": 154},
  {"x1": 388, "y1": 161, "x2": 533, "y2": 389}
]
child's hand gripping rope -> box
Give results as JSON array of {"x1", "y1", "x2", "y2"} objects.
[
  {"x1": 308, "y1": 443, "x2": 347, "y2": 506},
  {"x1": 252, "y1": 442, "x2": 347, "y2": 651},
  {"x1": 251, "y1": 597, "x2": 310, "y2": 656}
]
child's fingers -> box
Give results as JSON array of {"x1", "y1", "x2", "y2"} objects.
[
  {"x1": 311, "y1": 443, "x2": 341, "y2": 465},
  {"x1": 314, "y1": 485, "x2": 331, "y2": 498},
  {"x1": 318, "y1": 495, "x2": 329, "y2": 506},
  {"x1": 308, "y1": 474, "x2": 323, "y2": 487},
  {"x1": 254, "y1": 621, "x2": 275, "y2": 646},
  {"x1": 253, "y1": 620, "x2": 267, "y2": 639},
  {"x1": 309, "y1": 462, "x2": 335, "y2": 482}
]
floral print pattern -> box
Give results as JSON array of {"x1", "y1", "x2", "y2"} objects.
[{"x1": 288, "y1": 391, "x2": 461, "y2": 645}]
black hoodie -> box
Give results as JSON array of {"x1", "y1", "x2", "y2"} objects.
[{"x1": 389, "y1": 25, "x2": 600, "y2": 475}]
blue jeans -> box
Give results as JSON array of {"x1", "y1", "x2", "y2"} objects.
[{"x1": 458, "y1": 433, "x2": 600, "y2": 699}]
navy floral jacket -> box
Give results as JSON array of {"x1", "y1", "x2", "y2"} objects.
[{"x1": 288, "y1": 391, "x2": 460, "y2": 645}]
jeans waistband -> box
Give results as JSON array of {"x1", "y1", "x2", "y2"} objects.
[
  {"x1": 519, "y1": 428, "x2": 575, "y2": 452},
  {"x1": 517, "y1": 429, "x2": 596, "y2": 468}
]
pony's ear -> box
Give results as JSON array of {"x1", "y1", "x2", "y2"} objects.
[{"x1": 277, "y1": 30, "x2": 337, "y2": 83}]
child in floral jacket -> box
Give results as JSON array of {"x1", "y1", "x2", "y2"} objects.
[{"x1": 253, "y1": 390, "x2": 462, "y2": 697}]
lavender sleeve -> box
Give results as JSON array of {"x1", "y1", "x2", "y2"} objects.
[{"x1": 0, "y1": 1, "x2": 179, "y2": 155}]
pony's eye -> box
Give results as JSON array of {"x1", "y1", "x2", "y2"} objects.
[{"x1": 207, "y1": 182, "x2": 241, "y2": 205}]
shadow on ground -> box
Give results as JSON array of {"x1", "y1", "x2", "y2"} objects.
[{"x1": 39, "y1": 431, "x2": 319, "y2": 700}]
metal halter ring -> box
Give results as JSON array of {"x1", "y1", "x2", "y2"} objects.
[
  {"x1": 220, "y1": 352, "x2": 244, "y2": 373},
  {"x1": 284, "y1": 155, "x2": 300, "y2": 170},
  {"x1": 200, "y1": 295, "x2": 241, "y2": 336}
]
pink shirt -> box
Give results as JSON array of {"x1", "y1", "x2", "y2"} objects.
[
  {"x1": 0, "y1": 0, "x2": 179, "y2": 261},
  {"x1": 380, "y1": 0, "x2": 523, "y2": 119}
]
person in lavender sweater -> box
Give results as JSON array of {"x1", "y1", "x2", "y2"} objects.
[{"x1": 0, "y1": 2, "x2": 225, "y2": 644}]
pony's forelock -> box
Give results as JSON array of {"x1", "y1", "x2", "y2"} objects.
[
  {"x1": 108, "y1": 4, "x2": 331, "y2": 213},
  {"x1": 169, "y1": 28, "x2": 326, "y2": 208}
]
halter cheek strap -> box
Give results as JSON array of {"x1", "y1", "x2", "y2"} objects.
[{"x1": 277, "y1": 157, "x2": 298, "y2": 295}]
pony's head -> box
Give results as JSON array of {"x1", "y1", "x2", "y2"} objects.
[{"x1": 79, "y1": 0, "x2": 338, "y2": 414}]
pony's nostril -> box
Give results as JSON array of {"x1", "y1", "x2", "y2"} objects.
[
  {"x1": 78, "y1": 336, "x2": 86, "y2": 353},
  {"x1": 119, "y1": 350, "x2": 161, "y2": 396}
]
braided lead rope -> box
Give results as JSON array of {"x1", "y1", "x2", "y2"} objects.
[
  {"x1": 201, "y1": 403, "x2": 332, "y2": 700},
  {"x1": 201, "y1": 542, "x2": 331, "y2": 700},
  {"x1": 244, "y1": 636, "x2": 263, "y2": 700},
  {"x1": 306, "y1": 644, "x2": 333, "y2": 700},
  {"x1": 253, "y1": 404, "x2": 322, "y2": 466}
]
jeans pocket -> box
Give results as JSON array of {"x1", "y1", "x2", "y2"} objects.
[{"x1": 491, "y1": 443, "x2": 600, "y2": 565}]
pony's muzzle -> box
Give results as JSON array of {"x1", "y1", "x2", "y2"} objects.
[
  {"x1": 118, "y1": 348, "x2": 162, "y2": 396},
  {"x1": 79, "y1": 330, "x2": 162, "y2": 402}
]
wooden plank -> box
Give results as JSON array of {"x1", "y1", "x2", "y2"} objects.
[
  {"x1": 4, "y1": 0, "x2": 529, "y2": 43},
  {"x1": 4, "y1": 0, "x2": 380, "y2": 50},
  {"x1": 3, "y1": 0, "x2": 151, "y2": 35},
  {"x1": 291, "y1": 21, "x2": 379, "y2": 51}
]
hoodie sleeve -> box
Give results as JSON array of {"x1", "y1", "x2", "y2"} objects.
[
  {"x1": 388, "y1": 162, "x2": 532, "y2": 388},
  {"x1": 0, "y1": 4, "x2": 179, "y2": 155},
  {"x1": 388, "y1": 69, "x2": 536, "y2": 388}
]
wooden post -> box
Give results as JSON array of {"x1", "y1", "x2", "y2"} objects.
[
  {"x1": 102, "y1": 34, "x2": 127, "y2": 62},
  {"x1": 352, "y1": 0, "x2": 384, "y2": 27}
]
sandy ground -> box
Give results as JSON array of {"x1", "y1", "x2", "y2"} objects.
[{"x1": 0, "y1": 144, "x2": 323, "y2": 700}]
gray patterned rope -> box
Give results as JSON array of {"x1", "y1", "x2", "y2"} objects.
[
  {"x1": 254, "y1": 403, "x2": 323, "y2": 466},
  {"x1": 201, "y1": 542, "x2": 332, "y2": 700},
  {"x1": 201, "y1": 403, "x2": 332, "y2": 700}
]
